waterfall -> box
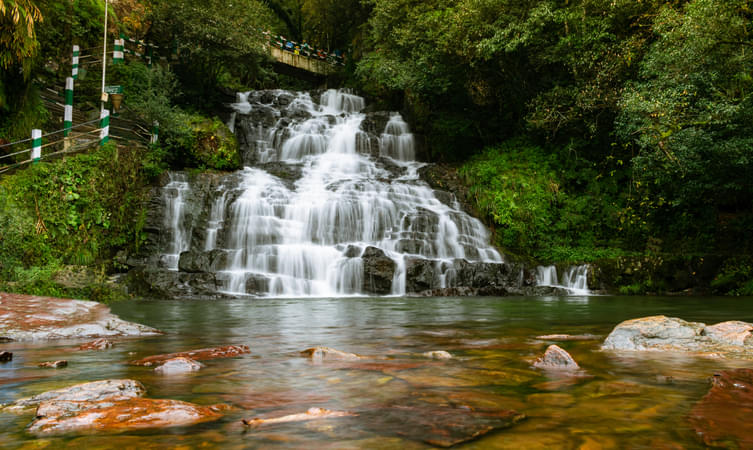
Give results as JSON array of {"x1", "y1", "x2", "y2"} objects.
[
  {"x1": 157, "y1": 89, "x2": 504, "y2": 297},
  {"x1": 535, "y1": 265, "x2": 591, "y2": 295},
  {"x1": 160, "y1": 173, "x2": 192, "y2": 271}
]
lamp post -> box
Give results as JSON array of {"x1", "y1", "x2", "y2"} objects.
[{"x1": 100, "y1": 0, "x2": 109, "y2": 113}]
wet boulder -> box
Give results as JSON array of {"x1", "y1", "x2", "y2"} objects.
[
  {"x1": 602, "y1": 316, "x2": 705, "y2": 351},
  {"x1": 343, "y1": 245, "x2": 362, "y2": 258},
  {"x1": 178, "y1": 249, "x2": 227, "y2": 273},
  {"x1": 689, "y1": 369, "x2": 753, "y2": 448},
  {"x1": 0, "y1": 351, "x2": 11, "y2": 361},
  {"x1": 154, "y1": 357, "x2": 203, "y2": 375},
  {"x1": 28, "y1": 398, "x2": 225, "y2": 435},
  {"x1": 602, "y1": 316, "x2": 753, "y2": 356},
  {"x1": 405, "y1": 257, "x2": 440, "y2": 293},
  {"x1": 532, "y1": 345, "x2": 580, "y2": 370},
  {"x1": 361, "y1": 246, "x2": 396, "y2": 295},
  {"x1": 244, "y1": 274, "x2": 270, "y2": 295},
  {"x1": 2, "y1": 379, "x2": 146, "y2": 413}
]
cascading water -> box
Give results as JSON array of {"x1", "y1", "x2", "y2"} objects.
[
  {"x1": 535, "y1": 265, "x2": 591, "y2": 295},
  {"x1": 157, "y1": 89, "x2": 505, "y2": 298},
  {"x1": 160, "y1": 173, "x2": 192, "y2": 270}
]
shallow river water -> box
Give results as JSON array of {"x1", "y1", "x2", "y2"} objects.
[{"x1": 2, "y1": 295, "x2": 753, "y2": 448}]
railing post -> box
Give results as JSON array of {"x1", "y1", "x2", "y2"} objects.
[
  {"x1": 31, "y1": 129, "x2": 42, "y2": 163},
  {"x1": 100, "y1": 109, "x2": 110, "y2": 146},
  {"x1": 113, "y1": 38, "x2": 124, "y2": 64},
  {"x1": 64, "y1": 77, "x2": 74, "y2": 150},
  {"x1": 72, "y1": 45, "x2": 80, "y2": 79}
]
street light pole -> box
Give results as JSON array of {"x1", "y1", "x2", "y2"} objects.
[{"x1": 100, "y1": 0, "x2": 109, "y2": 113}]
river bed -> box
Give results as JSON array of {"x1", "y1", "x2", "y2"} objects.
[{"x1": 2, "y1": 295, "x2": 752, "y2": 448}]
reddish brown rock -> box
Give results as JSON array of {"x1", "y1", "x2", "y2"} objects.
[
  {"x1": 242, "y1": 407, "x2": 357, "y2": 427},
  {"x1": 0, "y1": 351, "x2": 12, "y2": 361},
  {"x1": 532, "y1": 345, "x2": 580, "y2": 370},
  {"x1": 300, "y1": 346, "x2": 361, "y2": 361},
  {"x1": 689, "y1": 369, "x2": 753, "y2": 448},
  {"x1": 28, "y1": 398, "x2": 225, "y2": 435},
  {"x1": 38, "y1": 360, "x2": 67, "y2": 369},
  {"x1": 0, "y1": 292, "x2": 161, "y2": 341},
  {"x1": 79, "y1": 338, "x2": 114, "y2": 350},
  {"x1": 130, "y1": 345, "x2": 250, "y2": 366}
]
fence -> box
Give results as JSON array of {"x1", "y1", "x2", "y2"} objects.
[{"x1": 0, "y1": 116, "x2": 107, "y2": 175}]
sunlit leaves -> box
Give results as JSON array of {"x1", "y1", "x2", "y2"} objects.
[{"x1": 0, "y1": 0, "x2": 42, "y2": 71}]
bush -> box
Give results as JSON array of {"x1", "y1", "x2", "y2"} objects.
[
  {"x1": 0, "y1": 142, "x2": 149, "y2": 289},
  {"x1": 711, "y1": 257, "x2": 753, "y2": 296},
  {"x1": 459, "y1": 138, "x2": 626, "y2": 263}
]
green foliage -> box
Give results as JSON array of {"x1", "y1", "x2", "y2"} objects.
[
  {"x1": 711, "y1": 257, "x2": 753, "y2": 296},
  {"x1": 36, "y1": 0, "x2": 108, "y2": 60},
  {"x1": 150, "y1": 0, "x2": 277, "y2": 105},
  {"x1": 616, "y1": 0, "x2": 753, "y2": 253},
  {"x1": 0, "y1": 0, "x2": 42, "y2": 72},
  {"x1": 171, "y1": 115, "x2": 240, "y2": 170},
  {"x1": 460, "y1": 139, "x2": 628, "y2": 263},
  {"x1": 0, "y1": 142, "x2": 149, "y2": 281}
]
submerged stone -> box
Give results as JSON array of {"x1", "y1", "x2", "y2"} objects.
[
  {"x1": 2, "y1": 379, "x2": 146, "y2": 412},
  {"x1": 38, "y1": 360, "x2": 67, "y2": 369},
  {"x1": 361, "y1": 400, "x2": 525, "y2": 447},
  {"x1": 300, "y1": 346, "x2": 361, "y2": 361},
  {"x1": 131, "y1": 345, "x2": 250, "y2": 366},
  {"x1": 28, "y1": 398, "x2": 225, "y2": 435},
  {"x1": 532, "y1": 345, "x2": 580, "y2": 370},
  {"x1": 0, "y1": 351, "x2": 12, "y2": 361},
  {"x1": 689, "y1": 369, "x2": 753, "y2": 448},
  {"x1": 242, "y1": 407, "x2": 357, "y2": 427},
  {"x1": 422, "y1": 350, "x2": 453, "y2": 359}
]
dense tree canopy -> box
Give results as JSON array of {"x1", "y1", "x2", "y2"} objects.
[{"x1": 1, "y1": 0, "x2": 750, "y2": 262}]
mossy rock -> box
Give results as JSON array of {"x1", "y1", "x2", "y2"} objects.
[{"x1": 186, "y1": 117, "x2": 240, "y2": 171}]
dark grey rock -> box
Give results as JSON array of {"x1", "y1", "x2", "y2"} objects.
[
  {"x1": 405, "y1": 258, "x2": 440, "y2": 293},
  {"x1": 361, "y1": 246, "x2": 396, "y2": 295}
]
